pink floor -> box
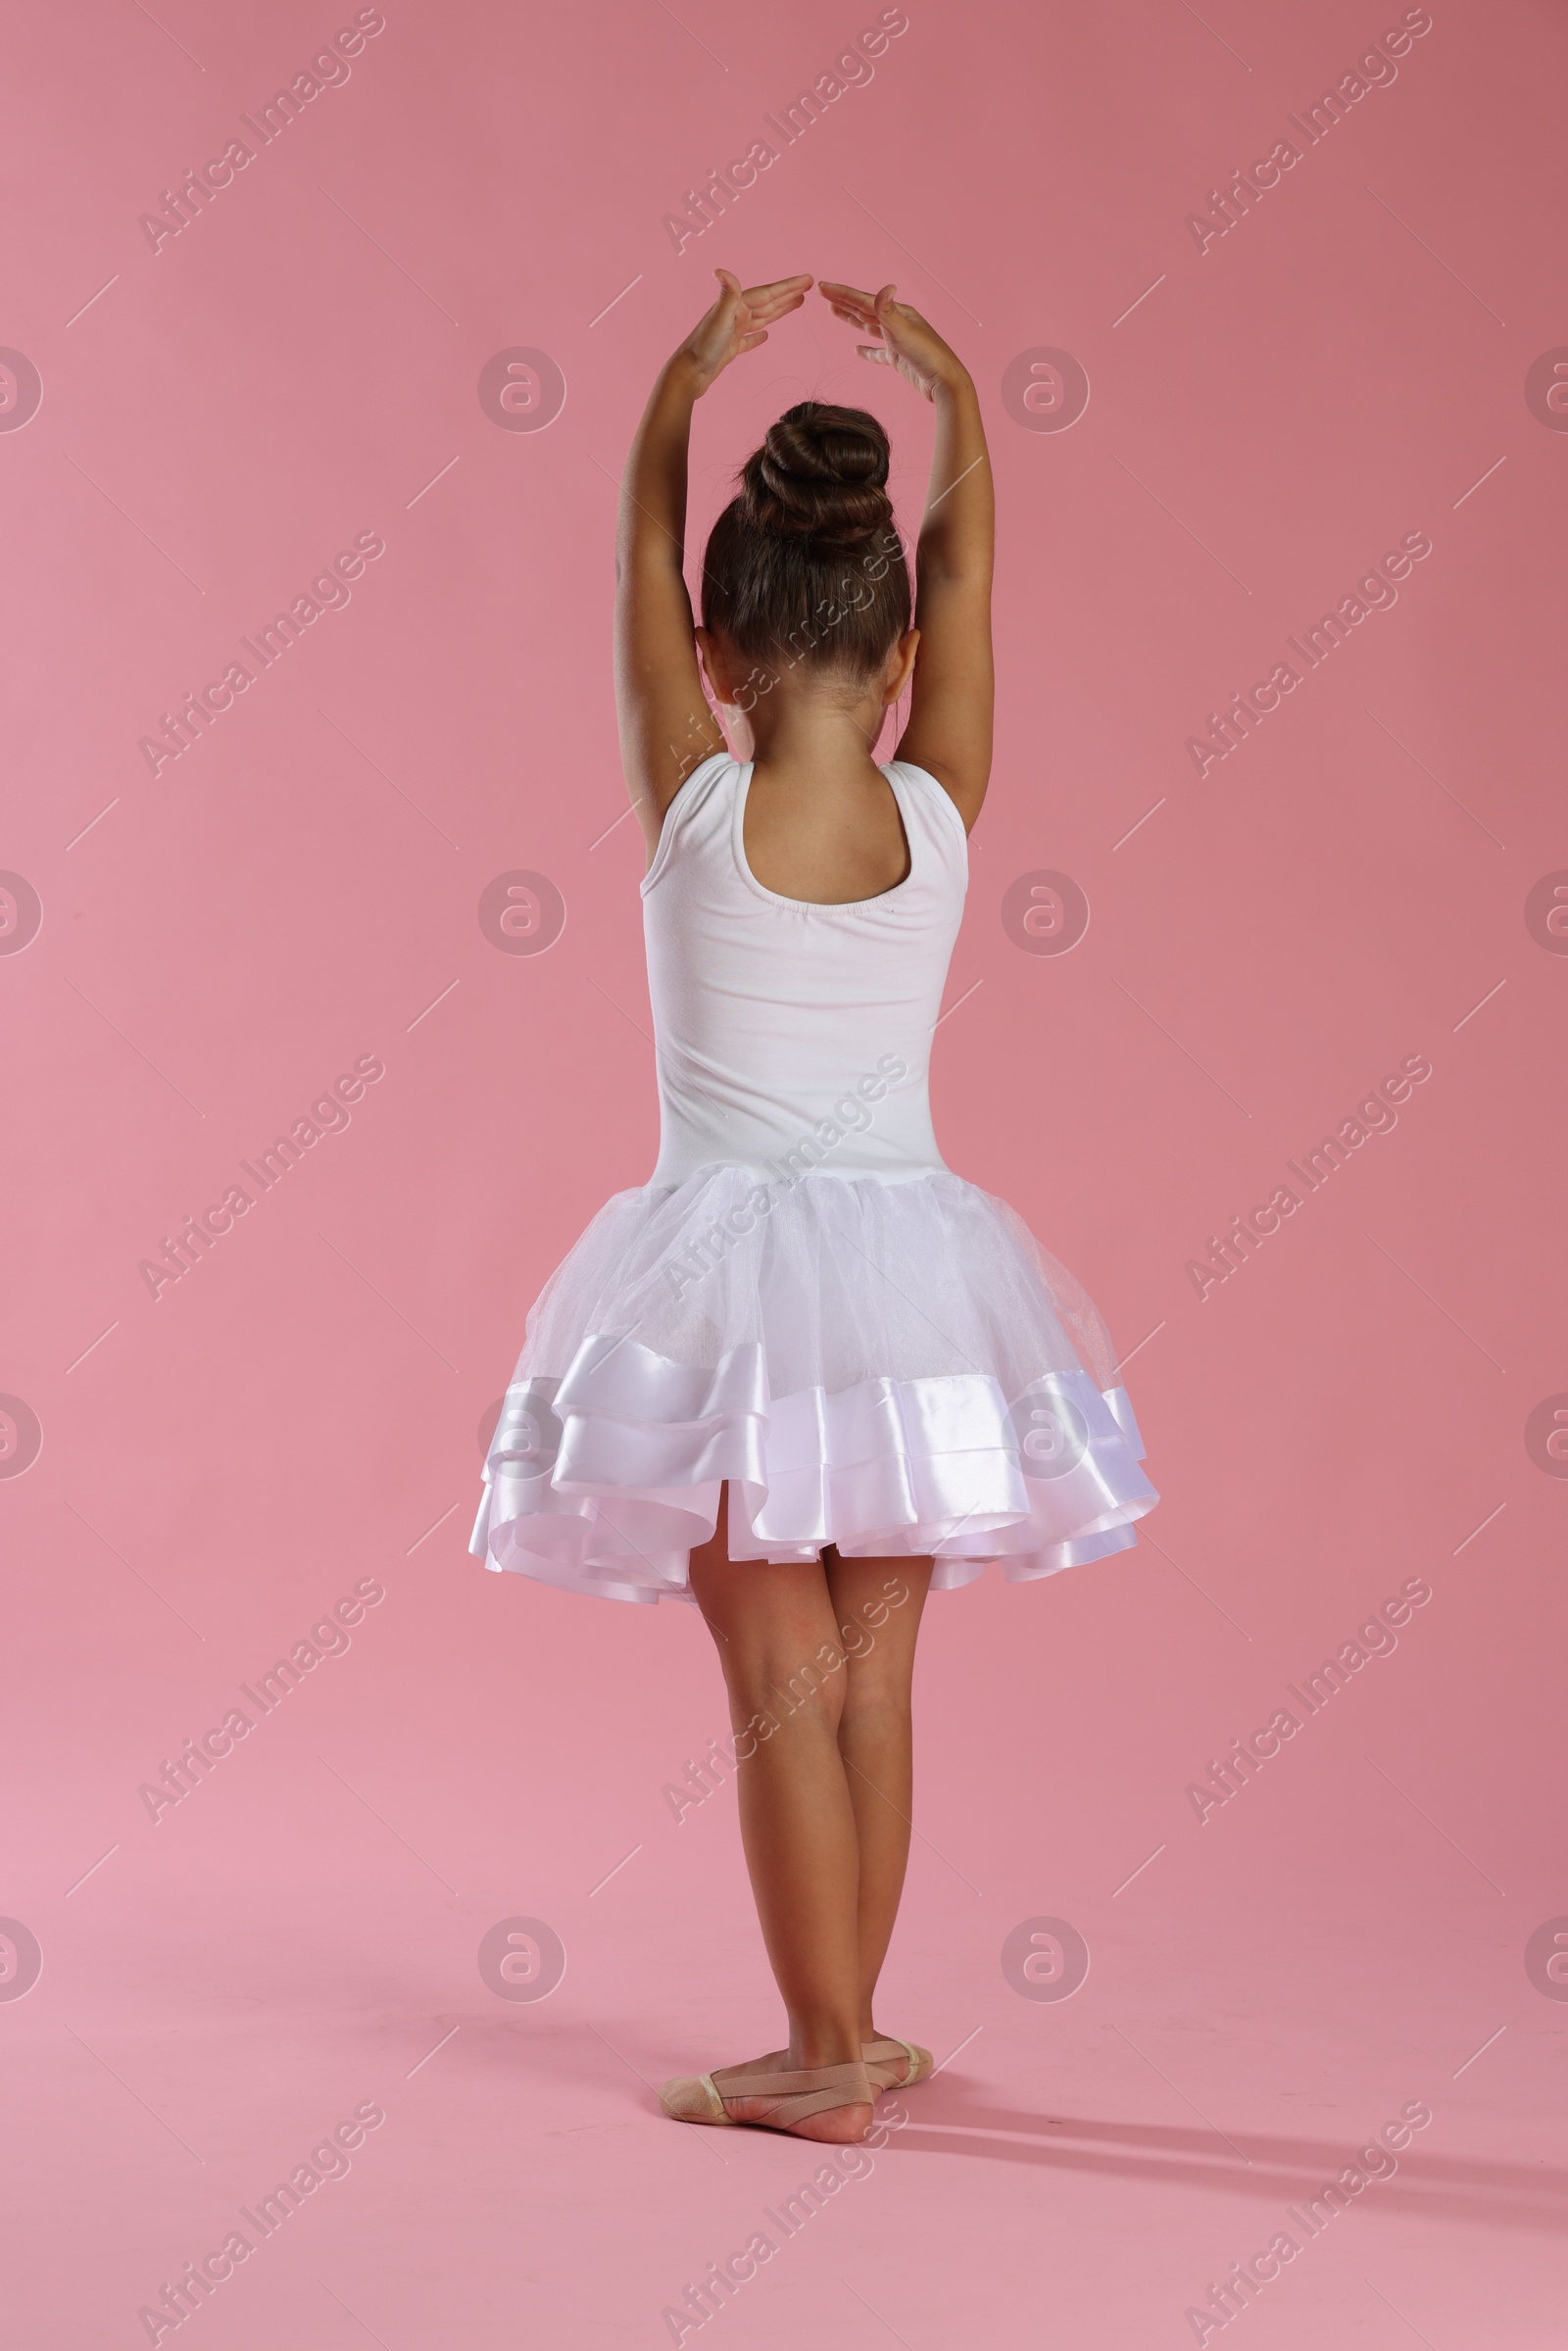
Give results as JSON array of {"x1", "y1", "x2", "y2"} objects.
[
  {"x1": 6, "y1": 0, "x2": 1566, "y2": 2340},
  {"x1": 9, "y1": 1499, "x2": 1565, "y2": 2348}
]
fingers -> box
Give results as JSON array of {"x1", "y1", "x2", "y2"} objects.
[
  {"x1": 719, "y1": 270, "x2": 809, "y2": 325},
  {"x1": 742, "y1": 272, "x2": 813, "y2": 302},
  {"x1": 823, "y1": 279, "x2": 927, "y2": 334},
  {"x1": 827, "y1": 306, "x2": 884, "y2": 340},
  {"x1": 819, "y1": 279, "x2": 880, "y2": 327},
  {"x1": 821, "y1": 279, "x2": 926, "y2": 352},
  {"x1": 744, "y1": 290, "x2": 808, "y2": 325},
  {"x1": 705, "y1": 270, "x2": 921, "y2": 366},
  {"x1": 820, "y1": 278, "x2": 901, "y2": 312}
]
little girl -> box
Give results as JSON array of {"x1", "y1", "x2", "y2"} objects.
[{"x1": 471, "y1": 270, "x2": 1157, "y2": 2144}]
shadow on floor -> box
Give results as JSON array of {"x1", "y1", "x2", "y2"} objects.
[{"x1": 865, "y1": 2082, "x2": 1564, "y2": 2229}]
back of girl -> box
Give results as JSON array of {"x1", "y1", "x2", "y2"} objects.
[{"x1": 472, "y1": 269, "x2": 1158, "y2": 2145}]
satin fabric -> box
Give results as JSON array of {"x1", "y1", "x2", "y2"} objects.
[
  {"x1": 469, "y1": 1164, "x2": 1157, "y2": 1606},
  {"x1": 469, "y1": 1348, "x2": 1154, "y2": 1606}
]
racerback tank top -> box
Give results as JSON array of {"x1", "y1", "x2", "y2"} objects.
[{"x1": 640, "y1": 753, "x2": 967, "y2": 1188}]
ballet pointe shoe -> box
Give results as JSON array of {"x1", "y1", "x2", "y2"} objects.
[
  {"x1": 659, "y1": 2056, "x2": 874, "y2": 2141},
  {"x1": 861, "y1": 2035, "x2": 933, "y2": 2090}
]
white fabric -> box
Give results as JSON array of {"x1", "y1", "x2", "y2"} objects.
[
  {"x1": 642, "y1": 754, "x2": 962, "y2": 1185},
  {"x1": 471, "y1": 757, "x2": 1158, "y2": 1604}
]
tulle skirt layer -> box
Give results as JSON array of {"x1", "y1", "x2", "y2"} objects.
[{"x1": 469, "y1": 1165, "x2": 1157, "y2": 1604}]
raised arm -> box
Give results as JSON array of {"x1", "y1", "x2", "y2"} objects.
[
  {"x1": 614, "y1": 270, "x2": 812, "y2": 858},
  {"x1": 818, "y1": 282, "x2": 995, "y2": 830}
]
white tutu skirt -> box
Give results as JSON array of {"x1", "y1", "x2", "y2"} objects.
[{"x1": 470, "y1": 1165, "x2": 1157, "y2": 1605}]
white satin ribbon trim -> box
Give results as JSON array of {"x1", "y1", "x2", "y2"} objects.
[{"x1": 470, "y1": 1341, "x2": 1156, "y2": 1605}]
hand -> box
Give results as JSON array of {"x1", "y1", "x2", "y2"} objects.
[
  {"x1": 817, "y1": 280, "x2": 967, "y2": 401},
  {"x1": 675, "y1": 269, "x2": 812, "y2": 395}
]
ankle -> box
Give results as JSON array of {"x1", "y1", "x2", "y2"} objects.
[{"x1": 787, "y1": 2018, "x2": 863, "y2": 2070}]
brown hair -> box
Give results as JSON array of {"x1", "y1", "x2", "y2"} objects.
[{"x1": 700, "y1": 402, "x2": 911, "y2": 691}]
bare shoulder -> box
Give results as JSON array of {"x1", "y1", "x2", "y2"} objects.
[{"x1": 892, "y1": 746, "x2": 988, "y2": 834}]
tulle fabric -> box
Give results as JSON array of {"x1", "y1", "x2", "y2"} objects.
[{"x1": 469, "y1": 1166, "x2": 1157, "y2": 1605}]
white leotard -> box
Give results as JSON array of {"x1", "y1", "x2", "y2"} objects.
[
  {"x1": 472, "y1": 747, "x2": 1159, "y2": 1601},
  {"x1": 641, "y1": 753, "x2": 966, "y2": 1187}
]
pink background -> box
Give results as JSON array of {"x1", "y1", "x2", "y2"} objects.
[{"x1": 3, "y1": 0, "x2": 1565, "y2": 2343}]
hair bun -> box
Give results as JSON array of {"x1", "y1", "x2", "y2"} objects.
[{"x1": 738, "y1": 401, "x2": 892, "y2": 552}]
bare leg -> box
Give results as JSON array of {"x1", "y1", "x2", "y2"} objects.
[
  {"x1": 823, "y1": 1551, "x2": 934, "y2": 2040},
  {"x1": 686, "y1": 1488, "x2": 870, "y2": 2142}
]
